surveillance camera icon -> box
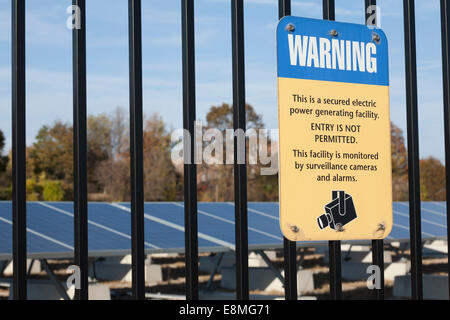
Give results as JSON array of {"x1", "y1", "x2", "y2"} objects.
[{"x1": 317, "y1": 191, "x2": 357, "y2": 231}]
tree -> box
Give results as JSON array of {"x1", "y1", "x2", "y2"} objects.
[
  {"x1": 92, "y1": 108, "x2": 130, "y2": 201},
  {"x1": 95, "y1": 110, "x2": 182, "y2": 201},
  {"x1": 0, "y1": 130, "x2": 11, "y2": 199},
  {"x1": 143, "y1": 114, "x2": 181, "y2": 201},
  {"x1": 0, "y1": 130, "x2": 8, "y2": 173},
  {"x1": 198, "y1": 103, "x2": 278, "y2": 201},
  {"x1": 391, "y1": 123, "x2": 409, "y2": 201},
  {"x1": 87, "y1": 114, "x2": 113, "y2": 192},
  {"x1": 206, "y1": 103, "x2": 264, "y2": 132},
  {"x1": 389, "y1": 123, "x2": 447, "y2": 201},
  {"x1": 42, "y1": 180, "x2": 65, "y2": 201},
  {"x1": 420, "y1": 156, "x2": 446, "y2": 201},
  {"x1": 110, "y1": 107, "x2": 129, "y2": 157},
  {"x1": 28, "y1": 122, "x2": 73, "y2": 182},
  {"x1": 391, "y1": 123, "x2": 408, "y2": 177},
  {"x1": 27, "y1": 111, "x2": 131, "y2": 200},
  {"x1": 97, "y1": 157, "x2": 130, "y2": 201}
]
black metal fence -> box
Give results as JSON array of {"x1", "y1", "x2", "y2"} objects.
[{"x1": 8, "y1": 0, "x2": 450, "y2": 300}]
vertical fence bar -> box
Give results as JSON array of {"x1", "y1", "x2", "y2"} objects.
[
  {"x1": 323, "y1": 0, "x2": 335, "y2": 21},
  {"x1": 181, "y1": 0, "x2": 199, "y2": 300},
  {"x1": 283, "y1": 238, "x2": 297, "y2": 300},
  {"x1": 278, "y1": 0, "x2": 290, "y2": 19},
  {"x1": 403, "y1": 0, "x2": 423, "y2": 300},
  {"x1": 322, "y1": 0, "x2": 342, "y2": 300},
  {"x1": 439, "y1": 0, "x2": 450, "y2": 299},
  {"x1": 231, "y1": 0, "x2": 249, "y2": 300},
  {"x1": 72, "y1": 0, "x2": 88, "y2": 300},
  {"x1": 365, "y1": 0, "x2": 385, "y2": 300},
  {"x1": 128, "y1": 0, "x2": 145, "y2": 300},
  {"x1": 371, "y1": 239, "x2": 384, "y2": 298},
  {"x1": 365, "y1": 0, "x2": 376, "y2": 24},
  {"x1": 11, "y1": 0, "x2": 26, "y2": 300},
  {"x1": 278, "y1": 0, "x2": 298, "y2": 301},
  {"x1": 328, "y1": 240, "x2": 341, "y2": 299}
]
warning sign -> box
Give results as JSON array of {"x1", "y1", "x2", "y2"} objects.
[{"x1": 277, "y1": 16, "x2": 392, "y2": 241}]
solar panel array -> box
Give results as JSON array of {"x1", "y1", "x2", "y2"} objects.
[{"x1": 0, "y1": 201, "x2": 447, "y2": 260}]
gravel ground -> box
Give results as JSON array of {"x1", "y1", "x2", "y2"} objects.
[{"x1": 0, "y1": 249, "x2": 447, "y2": 300}]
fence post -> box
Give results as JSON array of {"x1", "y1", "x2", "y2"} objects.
[
  {"x1": 439, "y1": 0, "x2": 450, "y2": 300},
  {"x1": 231, "y1": 0, "x2": 249, "y2": 300},
  {"x1": 403, "y1": 0, "x2": 423, "y2": 300},
  {"x1": 128, "y1": 0, "x2": 145, "y2": 300},
  {"x1": 278, "y1": 0, "x2": 298, "y2": 301},
  {"x1": 11, "y1": 0, "x2": 27, "y2": 300},
  {"x1": 181, "y1": 0, "x2": 199, "y2": 300},
  {"x1": 365, "y1": 0, "x2": 385, "y2": 300},
  {"x1": 322, "y1": 0, "x2": 342, "y2": 301},
  {"x1": 72, "y1": 0, "x2": 88, "y2": 300}
]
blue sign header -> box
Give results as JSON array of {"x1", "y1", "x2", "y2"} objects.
[{"x1": 277, "y1": 16, "x2": 389, "y2": 86}]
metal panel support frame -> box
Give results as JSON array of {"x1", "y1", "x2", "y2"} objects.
[
  {"x1": 256, "y1": 250, "x2": 285, "y2": 285},
  {"x1": 202, "y1": 249, "x2": 304, "y2": 294},
  {"x1": 27, "y1": 259, "x2": 35, "y2": 275},
  {"x1": 296, "y1": 249, "x2": 306, "y2": 270},
  {"x1": 0, "y1": 261, "x2": 7, "y2": 276},
  {"x1": 40, "y1": 259, "x2": 71, "y2": 301},
  {"x1": 203, "y1": 252, "x2": 225, "y2": 291}
]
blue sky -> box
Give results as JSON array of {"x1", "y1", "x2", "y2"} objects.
[{"x1": 0, "y1": 0, "x2": 446, "y2": 162}]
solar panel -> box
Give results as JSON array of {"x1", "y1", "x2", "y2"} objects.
[{"x1": 0, "y1": 201, "x2": 447, "y2": 260}]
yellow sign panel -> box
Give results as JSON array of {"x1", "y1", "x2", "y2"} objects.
[{"x1": 277, "y1": 17, "x2": 392, "y2": 241}]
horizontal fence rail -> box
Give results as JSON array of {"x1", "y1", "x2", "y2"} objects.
[{"x1": 7, "y1": 0, "x2": 449, "y2": 301}]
